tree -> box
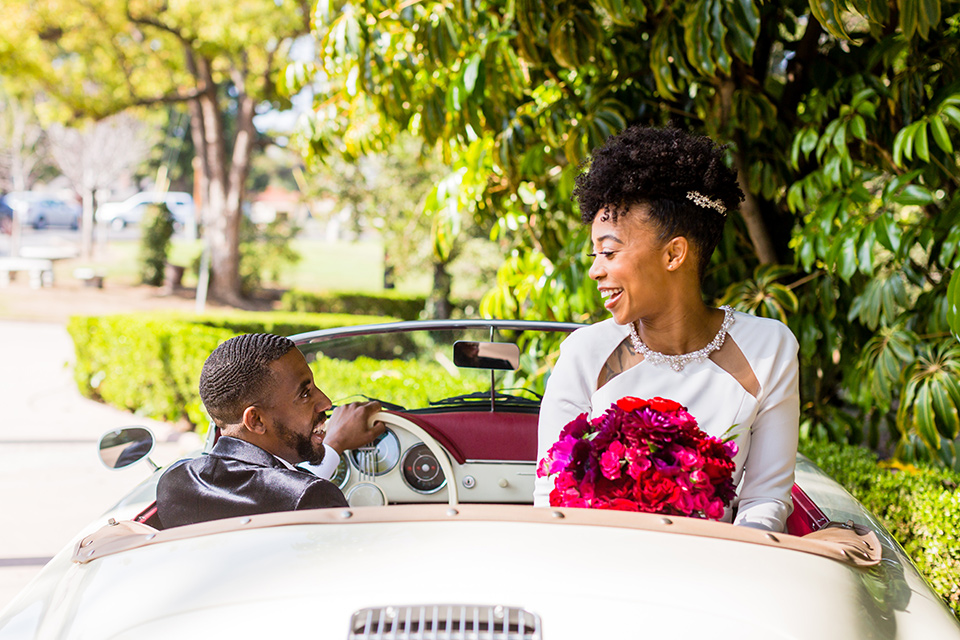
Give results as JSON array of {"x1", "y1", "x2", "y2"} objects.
[
  {"x1": 304, "y1": 0, "x2": 960, "y2": 468},
  {"x1": 0, "y1": 82, "x2": 51, "y2": 193},
  {"x1": 47, "y1": 114, "x2": 152, "y2": 259},
  {"x1": 0, "y1": 0, "x2": 313, "y2": 303}
]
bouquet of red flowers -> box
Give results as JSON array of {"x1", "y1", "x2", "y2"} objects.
[{"x1": 537, "y1": 396, "x2": 738, "y2": 519}]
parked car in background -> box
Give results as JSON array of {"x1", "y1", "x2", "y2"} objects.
[
  {"x1": 0, "y1": 191, "x2": 81, "y2": 230},
  {"x1": 1, "y1": 320, "x2": 958, "y2": 639},
  {"x1": 96, "y1": 191, "x2": 195, "y2": 230},
  {"x1": 0, "y1": 198, "x2": 11, "y2": 234}
]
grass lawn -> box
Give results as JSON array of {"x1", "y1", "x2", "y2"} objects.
[{"x1": 68, "y1": 235, "x2": 438, "y2": 295}]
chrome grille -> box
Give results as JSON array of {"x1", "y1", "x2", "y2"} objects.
[{"x1": 348, "y1": 604, "x2": 543, "y2": 640}]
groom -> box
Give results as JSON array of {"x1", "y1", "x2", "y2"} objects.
[{"x1": 156, "y1": 333, "x2": 384, "y2": 528}]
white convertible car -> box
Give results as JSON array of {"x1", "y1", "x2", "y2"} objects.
[{"x1": 1, "y1": 320, "x2": 958, "y2": 639}]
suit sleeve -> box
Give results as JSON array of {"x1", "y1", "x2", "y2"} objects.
[{"x1": 297, "y1": 478, "x2": 349, "y2": 510}]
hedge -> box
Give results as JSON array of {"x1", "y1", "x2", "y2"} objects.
[
  {"x1": 801, "y1": 440, "x2": 960, "y2": 618},
  {"x1": 67, "y1": 311, "x2": 396, "y2": 430},
  {"x1": 280, "y1": 289, "x2": 428, "y2": 320}
]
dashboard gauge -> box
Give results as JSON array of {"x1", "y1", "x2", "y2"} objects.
[
  {"x1": 349, "y1": 429, "x2": 401, "y2": 476},
  {"x1": 331, "y1": 456, "x2": 350, "y2": 489},
  {"x1": 401, "y1": 443, "x2": 447, "y2": 494}
]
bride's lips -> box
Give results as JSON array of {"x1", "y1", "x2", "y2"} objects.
[{"x1": 599, "y1": 287, "x2": 623, "y2": 310}]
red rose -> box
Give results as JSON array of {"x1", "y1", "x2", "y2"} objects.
[
  {"x1": 648, "y1": 397, "x2": 683, "y2": 412},
  {"x1": 616, "y1": 396, "x2": 650, "y2": 412}
]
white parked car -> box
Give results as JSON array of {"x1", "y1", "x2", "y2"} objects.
[
  {"x1": 1, "y1": 320, "x2": 958, "y2": 639},
  {"x1": 0, "y1": 191, "x2": 80, "y2": 229},
  {"x1": 96, "y1": 191, "x2": 195, "y2": 230}
]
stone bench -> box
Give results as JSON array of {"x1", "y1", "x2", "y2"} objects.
[{"x1": 0, "y1": 257, "x2": 55, "y2": 288}]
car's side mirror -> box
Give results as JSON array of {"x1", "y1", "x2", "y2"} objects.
[
  {"x1": 99, "y1": 426, "x2": 158, "y2": 471},
  {"x1": 453, "y1": 341, "x2": 520, "y2": 371}
]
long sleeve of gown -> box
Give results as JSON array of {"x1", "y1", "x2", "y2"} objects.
[
  {"x1": 731, "y1": 322, "x2": 800, "y2": 532},
  {"x1": 533, "y1": 327, "x2": 602, "y2": 506}
]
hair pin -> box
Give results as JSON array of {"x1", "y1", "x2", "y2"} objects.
[{"x1": 686, "y1": 191, "x2": 726, "y2": 216}]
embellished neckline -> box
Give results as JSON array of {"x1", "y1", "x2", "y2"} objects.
[{"x1": 627, "y1": 306, "x2": 736, "y2": 372}]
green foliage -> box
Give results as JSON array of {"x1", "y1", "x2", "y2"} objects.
[
  {"x1": 280, "y1": 289, "x2": 427, "y2": 320},
  {"x1": 66, "y1": 311, "x2": 397, "y2": 431},
  {"x1": 801, "y1": 440, "x2": 960, "y2": 617},
  {"x1": 137, "y1": 204, "x2": 175, "y2": 287},
  {"x1": 238, "y1": 217, "x2": 302, "y2": 296},
  {"x1": 300, "y1": 0, "x2": 960, "y2": 469},
  {"x1": 309, "y1": 355, "x2": 484, "y2": 408}
]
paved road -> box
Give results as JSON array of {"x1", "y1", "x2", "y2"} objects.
[{"x1": 0, "y1": 321, "x2": 200, "y2": 610}]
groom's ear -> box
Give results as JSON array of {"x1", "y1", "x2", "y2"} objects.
[{"x1": 241, "y1": 405, "x2": 268, "y2": 435}]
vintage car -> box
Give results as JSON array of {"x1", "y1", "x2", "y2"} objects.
[{"x1": 1, "y1": 320, "x2": 958, "y2": 639}]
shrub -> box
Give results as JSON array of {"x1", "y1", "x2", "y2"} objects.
[
  {"x1": 67, "y1": 311, "x2": 397, "y2": 432},
  {"x1": 801, "y1": 440, "x2": 960, "y2": 618},
  {"x1": 280, "y1": 289, "x2": 427, "y2": 320},
  {"x1": 137, "y1": 204, "x2": 175, "y2": 286},
  {"x1": 239, "y1": 217, "x2": 302, "y2": 295}
]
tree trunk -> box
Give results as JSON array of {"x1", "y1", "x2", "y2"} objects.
[
  {"x1": 733, "y1": 152, "x2": 778, "y2": 265},
  {"x1": 190, "y1": 56, "x2": 244, "y2": 304},
  {"x1": 427, "y1": 260, "x2": 453, "y2": 319},
  {"x1": 80, "y1": 188, "x2": 95, "y2": 260}
]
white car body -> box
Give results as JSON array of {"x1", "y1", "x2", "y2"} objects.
[
  {"x1": 2, "y1": 321, "x2": 958, "y2": 639},
  {"x1": 95, "y1": 191, "x2": 195, "y2": 230}
]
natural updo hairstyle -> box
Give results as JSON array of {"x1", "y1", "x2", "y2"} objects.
[
  {"x1": 199, "y1": 333, "x2": 296, "y2": 426},
  {"x1": 573, "y1": 126, "x2": 744, "y2": 281}
]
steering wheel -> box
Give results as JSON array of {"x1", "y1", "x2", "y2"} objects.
[{"x1": 367, "y1": 411, "x2": 459, "y2": 506}]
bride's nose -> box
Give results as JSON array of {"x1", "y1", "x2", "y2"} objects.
[{"x1": 588, "y1": 256, "x2": 604, "y2": 281}]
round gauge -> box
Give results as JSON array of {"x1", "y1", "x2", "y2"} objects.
[
  {"x1": 331, "y1": 456, "x2": 350, "y2": 489},
  {"x1": 401, "y1": 443, "x2": 447, "y2": 494},
  {"x1": 349, "y1": 429, "x2": 401, "y2": 476}
]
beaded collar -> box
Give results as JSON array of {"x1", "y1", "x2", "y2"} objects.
[{"x1": 627, "y1": 305, "x2": 736, "y2": 372}]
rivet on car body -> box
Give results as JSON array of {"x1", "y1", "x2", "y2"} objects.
[
  {"x1": 107, "y1": 518, "x2": 117, "y2": 526},
  {"x1": 661, "y1": 517, "x2": 673, "y2": 525},
  {"x1": 462, "y1": 475, "x2": 476, "y2": 489},
  {"x1": 551, "y1": 511, "x2": 565, "y2": 519},
  {"x1": 240, "y1": 518, "x2": 251, "y2": 525},
  {"x1": 145, "y1": 534, "x2": 155, "y2": 540},
  {"x1": 340, "y1": 510, "x2": 353, "y2": 519},
  {"x1": 446, "y1": 508, "x2": 459, "y2": 516}
]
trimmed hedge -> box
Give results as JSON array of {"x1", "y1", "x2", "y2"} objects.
[
  {"x1": 801, "y1": 440, "x2": 960, "y2": 618},
  {"x1": 67, "y1": 311, "x2": 397, "y2": 430},
  {"x1": 280, "y1": 289, "x2": 427, "y2": 320},
  {"x1": 307, "y1": 354, "x2": 492, "y2": 409}
]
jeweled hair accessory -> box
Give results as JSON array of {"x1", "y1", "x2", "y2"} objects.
[{"x1": 686, "y1": 191, "x2": 726, "y2": 216}]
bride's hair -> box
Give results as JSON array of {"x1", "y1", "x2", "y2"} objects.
[{"x1": 573, "y1": 126, "x2": 744, "y2": 280}]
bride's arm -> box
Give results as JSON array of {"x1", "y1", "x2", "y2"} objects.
[
  {"x1": 733, "y1": 321, "x2": 800, "y2": 531},
  {"x1": 533, "y1": 330, "x2": 596, "y2": 506}
]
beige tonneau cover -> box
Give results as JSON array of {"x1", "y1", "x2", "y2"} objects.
[{"x1": 73, "y1": 503, "x2": 881, "y2": 568}]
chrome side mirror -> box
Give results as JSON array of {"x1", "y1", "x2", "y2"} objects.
[
  {"x1": 99, "y1": 426, "x2": 158, "y2": 471},
  {"x1": 453, "y1": 341, "x2": 520, "y2": 371}
]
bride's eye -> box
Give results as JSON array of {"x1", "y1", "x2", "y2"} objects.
[{"x1": 588, "y1": 250, "x2": 618, "y2": 259}]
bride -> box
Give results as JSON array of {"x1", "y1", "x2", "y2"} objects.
[{"x1": 534, "y1": 126, "x2": 800, "y2": 532}]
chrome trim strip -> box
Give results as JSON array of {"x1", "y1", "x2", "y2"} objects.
[{"x1": 289, "y1": 319, "x2": 584, "y2": 345}]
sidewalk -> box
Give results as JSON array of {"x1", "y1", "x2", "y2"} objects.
[{"x1": 0, "y1": 320, "x2": 201, "y2": 609}]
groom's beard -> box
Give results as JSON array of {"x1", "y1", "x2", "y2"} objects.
[{"x1": 274, "y1": 419, "x2": 325, "y2": 465}]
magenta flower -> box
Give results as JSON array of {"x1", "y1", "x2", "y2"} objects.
[{"x1": 544, "y1": 397, "x2": 738, "y2": 520}]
